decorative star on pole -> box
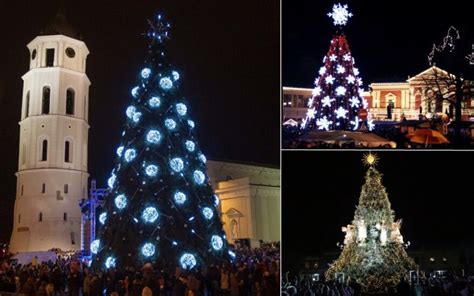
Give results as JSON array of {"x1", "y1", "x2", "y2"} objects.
[
  {"x1": 146, "y1": 14, "x2": 171, "y2": 45},
  {"x1": 327, "y1": 3, "x2": 353, "y2": 27}
]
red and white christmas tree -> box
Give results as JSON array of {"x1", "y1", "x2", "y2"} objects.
[{"x1": 302, "y1": 3, "x2": 374, "y2": 131}]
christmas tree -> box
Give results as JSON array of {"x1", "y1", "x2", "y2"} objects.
[
  {"x1": 302, "y1": 4, "x2": 373, "y2": 131},
  {"x1": 92, "y1": 14, "x2": 233, "y2": 270},
  {"x1": 326, "y1": 153, "x2": 416, "y2": 293}
]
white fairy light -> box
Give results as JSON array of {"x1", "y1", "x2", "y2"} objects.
[
  {"x1": 316, "y1": 116, "x2": 333, "y2": 130},
  {"x1": 349, "y1": 96, "x2": 360, "y2": 108},
  {"x1": 343, "y1": 53, "x2": 351, "y2": 61},
  {"x1": 329, "y1": 54, "x2": 337, "y2": 62},
  {"x1": 306, "y1": 108, "x2": 317, "y2": 119},
  {"x1": 312, "y1": 86, "x2": 322, "y2": 97},
  {"x1": 211, "y1": 235, "x2": 224, "y2": 251},
  {"x1": 336, "y1": 86, "x2": 347, "y2": 96},
  {"x1": 337, "y1": 65, "x2": 346, "y2": 74},
  {"x1": 347, "y1": 75, "x2": 355, "y2": 84},
  {"x1": 325, "y1": 75, "x2": 335, "y2": 84},
  {"x1": 319, "y1": 67, "x2": 327, "y2": 75},
  {"x1": 321, "y1": 96, "x2": 335, "y2": 107},
  {"x1": 142, "y1": 207, "x2": 159, "y2": 223},
  {"x1": 335, "y1": 107, "x2": 348, "y2": 118}
]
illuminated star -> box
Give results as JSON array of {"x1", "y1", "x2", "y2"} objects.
[
  {"x1": 325, "y1": 75, "x2": 335, "y2": 84},
  {"x1": 362, "y1": 152, "x2": 379, "y2": 167},
  {"x1": 347, "y1": 75, "x2": 355, "y2": 84},
  {"x1": 349, "y1": 96, "x2": 360, "y2": 108},
  {"x1": 321, "y1": 96, "x2": 335, "y2": 107},
  {"x1": 327, "y1": 3, "x2": 353, "y2": 27},
  {"x1": 335, "y1": 106, "x2": 348, "y2": 118},
  {"x1": 316, "y1": 116, "x2": 333, "y2": 130},
  {"x1": 336, "y1": 86, "x2": 346, "y2": 96}
]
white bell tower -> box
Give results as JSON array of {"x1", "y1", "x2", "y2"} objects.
[{"x1": 9, "y1": 13, "x2": 90, "y2": 253}]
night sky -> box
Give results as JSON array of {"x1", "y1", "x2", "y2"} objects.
[
  {"x1": 283, "y1": 152, "x2": 474, "y2": 272},
  {"x1": 283, "y1": 0, "x2": 473, "y2": 87},
  {"x1": 0, "y1": 1, "x2": 279, "y2": 242}
]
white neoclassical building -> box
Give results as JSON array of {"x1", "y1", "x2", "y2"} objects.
[{"x1": 9, "y1": 13, "x2": 90, "y2": 253}]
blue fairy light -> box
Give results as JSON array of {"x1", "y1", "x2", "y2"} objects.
[
  {"x1": 159, "y1": 77, "x2": 173, "y2": 90},
  {"x1": 180, "y1": 253, "x2": 197, "y2": 270},
  {"x1": 176, "y1": 103, "x2": 187, "y2": 116},
  {"x1": 211, "y1": 235, "x2": 224, "y2": 251},
  {"x1": 105, "y1": 257, "x2": 116, "y2": 269},
  {"x1": 149, "y1": 96, "x2": 161, "y2": 108},
  {"x1": 115, "y1": 194, "x2": 127, "y2": 209},
  {"x1": 141, "y1": 68, "x2": 151, "y2": 79},
  {"x1": 172, "y1": 241, "x2": 178, "y2": 246},
  {"x1": 116, "y1": 146, "x2": 124, "y2": 157},
  {"x1": 90, "y1": 239, "x2": 100, "y2": 254},
  {"x1": 165, "y1": 119, "x2": 177, "y2": 130},
  {"x1": 202, "y1": 207, "x2": 214, "y2": 220},
  {"x1": 174, "y1": 191, "x2": 187, "y2": 204},
  {"x1": 142, "y1": 243, "x2": 155, "y2": 257},
  {"x1": 214, "y1": 195, "x2": 220, "y2": 207},
  {"x1": 145, "y1": 165, "x2": 159, "y2": 177},
  {"x1": 108, "y1": 173, "x2": 116, "y2": 189},
  {"x1": 170, "y1": 158, "x2": 184, "y2": 172},
  {"x1": 172, "y1": 71, "x2": 180, "y2": 81},
  {"x1": 185, "y1": 140, "x2": 195, "y2": 152},
  {"x1": 132, "y1": 112, "x2": 142, "y2": 123},
  {"x1": 99, "y1": 212, "x2": 107, "y2": 225},
  {"x1": 142, "y1": 207, "x2": 159, "y2": 223},
  {"x1": 126, "y1": 106, "x2": 136, "y2": 119},
  {"x1": 188, "y1": 120, "x2": 195, "y2": 128},
  {"x1": 146, "y1": 130, "x2": 161, "y2": 144},
  {"x1": 193, "y1": 170, "x2": 205, "y2": 184},
  {"x1": 228, "y1": 250, "x2": 236, "y2": 259},
  {"x1": 198, "y1": 153, "x2": 207, "y2": 163},
  {"x1": 131, "y1": 87, "x2": 140, "y2": 98},
  {"x1": 124, "y1": 149, "x2": 137, "y2": 162}
]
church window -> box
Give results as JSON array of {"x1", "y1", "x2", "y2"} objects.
[
  {"x1": 18, "y1": 214, "x2": 21, "y2": 223},
  {"x1": 46, "y1": 48, "x2": 55, "y2": 67},
  {"x1": 39, "y1": 212, "x2": 43, "y2": 222},
  {"x1": 64, "y1": 184, "x2": 69, "y2": 194},
  {"x1": 42, "y1": 87, "x2": 50, "y2": 114},
  {"x1": 25, "y1": 91, "x2": 30, "y2": 118},
  {"x1": 66, "y1": 89, "x2": 75, "y2": 115},
  {"x1": 21, "y1": 185, "x2": 24, "y2": 196},
  {"x1": 65, "y1": 47, "x2": 76, "y2": 58},
  {"x1": 41, "y1": 140, "x2": 48, "y2": 161},
  {"x1": 31, "y1": 49, "x2": 37, "y2": 60},
  {"x1": 42, "y1": 183, "x2": 46, "y2": 193},
  {"x1": 71, "y1": 232, "x2": 75, "y2": 245},
  {"x1": 63, "y1": 212, "x2": 67, "y2": 221},
  {"x1": 65, "y1": 141, "x2": 72, "y2": 163}
]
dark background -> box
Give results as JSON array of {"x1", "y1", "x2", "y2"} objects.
[
  {"x1": 283, "y1": 0, "x2": 473, "y2": 87},
  {"x1": 0, "y1": 0, "x2": 279, "y2": 242},
  {"x1": 282, "y1": 152, "x2": 474, "y2": 273}
]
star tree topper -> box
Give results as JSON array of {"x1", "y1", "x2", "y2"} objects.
[{"x1": 327, "y1": 3, "x2": 353, "y2": 27}]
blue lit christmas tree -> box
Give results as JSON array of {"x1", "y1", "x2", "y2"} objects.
[
  {"x1": 302, "y1": 3, "x2": 374, "y2": 131},
  {"x1": 92, "y1": 14, "x2": 233, "y2": 270}
]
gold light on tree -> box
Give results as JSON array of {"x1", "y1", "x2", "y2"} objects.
[{"x1": 326, "y1": 153, "x2": 416, "y2": 293}]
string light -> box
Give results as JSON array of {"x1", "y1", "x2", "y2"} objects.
[
  {"x1": 105, "y1": 257, "x2": 116, "y2": 269},
  {"x1": 165, "y1": 119, "x2": 177, "y2": 130},
  {"x1": 180, "y1": 253, "x2": 197, "y2": 270},
  {"x1": 145, "y1": 165, "x2": 159, "y2": 177},
  {"x1": 159, "y1": 77, "x2": 173, "y2": 90},
  {"x1": 124, "y1": 149, "x2": 137, "y2": 162},
  {"x1": 142, "y1": 207, "x2": 159, "y2": 223},
  {"x1": 202, "y1": 207, "x2": 214, "y2": 220},
  {"x1": 146, "y1": 130, "x2": 161, "y2": 144},
  {"x1": 99, "y1": 212, "x2": 107, "y2": 225},
  {"x1": 169, "y1": 158, "x2": 184, "y2": 172},
  {"x1": 174, "y1": 192, "x2": 187, "y2": 204},
  {"x1": 176, "y1": 103, "x2": 187, "y2": 116},
  {"x1": 142, "y1": 243, "x2": 156, "y2": 257},
  {"x1": 90, "y1": 239, "x2": 100, "y2": 254},
  {"x1": 114, "y1": 194, "x2": 127, "y2": 209},
  {"x1": 149, "y1": 97, "x2": 161, "y2": 108},
  {"x1": 193, "y1": 170, "x2": 206, "y2": 184},
  {"x1": 211, "y1": 235, "x2": 224, "y2": 250}
]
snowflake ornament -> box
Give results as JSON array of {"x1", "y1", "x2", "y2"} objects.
[
  {"x1": 306, "y1": 108, "x2": 317, "y2": 119},
  {"x1": 327, "y1": 3, "x2": 353, "y2": 27},
  {"x1": 347, "y1": 75, "x2": 355, "y2": 84},
  {"x1": 349, "y1": 96, "x2": 360, "y2": 108},
  {"x1": 350, "y1": 116, "x2": 360, "y2": 131},
  {"x1": 353, "y1": 67, "x2": 360, "y2": 76},
  {"x1": 319, "y1": 67, "x2": 327, "y2": 75},
  {"x1": 329, "y1": 54, "x2": 337, "y2": 62},
  {"x1": 335, "y1": 107, "x2": 349, "y2": 118},
  {"x1": 368, "y1": 119, "x2": 375, "y2": 131},
  {"x1": 316, "y1": 116, "x2": 333, "y2": 130},
  {"x1": 343, "y1": 54, "x2": 351, "y2": 61},
  {"x1": 335, "y1": 86, "x2": 346, "y2": 96},
  {"x1": 321, "y1": 96, "x2": 335, "y2": 107},
  {"x1": 312, "y1": 86, "x2": 322, "y2": 97},
  {"x1": 325, "y1": 75, "x2": 335, "y2": 84},
  {"x1": 307, "y1": 97, "x2": 314, "y2": 107},
  {"x1": 337, "y1": 65, "x2": 346, "y2": 74}
]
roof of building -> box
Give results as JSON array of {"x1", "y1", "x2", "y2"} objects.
[{"x1": 40, "y1": 8, "x2": 78, "y2": 39}]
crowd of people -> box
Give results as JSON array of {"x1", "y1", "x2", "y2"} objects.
[
  {"x1": 0, "y1": 242, "x2": 280, "y2": 296},
  {"x1": 281, "y1": 271, "x2": 474, "y2": 295}
]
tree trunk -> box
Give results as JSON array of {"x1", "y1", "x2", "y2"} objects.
[{"x1": 454, "y1": 76, "x2": 463, "y2": 147}]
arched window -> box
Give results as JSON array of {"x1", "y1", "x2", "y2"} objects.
[
  {"x1": 63, "y1": 212, "x2": 67, "y2": 221},
  {"x1": 64, "y1": 184, "x2": 69, "y2": 194},
  {"x1": 39, "y1": 212, "x2": 43, "y2": 222},
  {"x1": 66, "y1": 89, "x2": 75, "y2": 115},
  {"x1": 64, "y1": 140, "x2": 72, "y2": 163},
  {"x1": 42, "y1": 87, "x2": 50, "y2": 114},
  {"x1": 25, "y1": 91, "x2": 30, "y2": 118},
  {"x1": 41, "y1": 140, "x2": 48, "y2": 161}
]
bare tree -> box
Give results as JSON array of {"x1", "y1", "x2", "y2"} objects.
[{"x1": 421, "y1": 26, "x2": 473, "y2": 146}]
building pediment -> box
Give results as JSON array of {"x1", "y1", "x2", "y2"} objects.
[
  {"x1": 224, "y1": 208, "x2": 244, "y2": 218},
  {"x1": 407, "y1": 66, "x2": 453, "y2": 83}
]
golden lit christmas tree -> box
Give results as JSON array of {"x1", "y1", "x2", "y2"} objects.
[{"x1": 326, "y1": 153, "x2": 416, "y2": 293}]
